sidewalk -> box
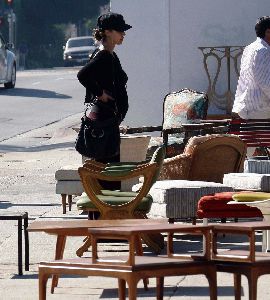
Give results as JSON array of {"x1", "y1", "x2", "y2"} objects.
[{"x1": 0, "y1": 114, "x2": 269, "y2": 299}]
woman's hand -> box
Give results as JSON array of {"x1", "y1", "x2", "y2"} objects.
[{"x1": 98, "y1": 90, "x2": 114, "y2": 103}]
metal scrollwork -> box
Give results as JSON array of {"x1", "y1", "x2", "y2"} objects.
[{"x1": 198, "y1": 46, "x2": 244, "y2": 114}]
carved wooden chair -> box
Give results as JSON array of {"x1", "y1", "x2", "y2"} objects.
[{"x1": 75, "y1": 146, "x2": 166, "y2": 256}]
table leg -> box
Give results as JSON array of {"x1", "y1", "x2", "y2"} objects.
[
  {"x1": 262, "y1": 215, "x2": 270, "y2": 252},
  {"x1": 18, "y1": 218, "x2": 23, "y2": 276},
  {"x1": 51, "y1": 235, "x2": 66, "y2": 294},
  {"x1": 24, "y1": 216, "x2": 29, "y2": 271}
]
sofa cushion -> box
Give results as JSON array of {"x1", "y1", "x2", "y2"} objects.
[
  {"x1": 223, "y1": 173, "x2": 270, "y2": 192},
  {"x1": 55, "y1": 165, "x2": 81, "y2": 181},
  {"x1": 197, "y1": 191, "x2": 263, "y2": 219},
  {"x1": 76, "y1": 192, "x2": 153, "y2": 213},
  {"x1": 140, "y1": 180, "x2": 233, "y2": 219}
]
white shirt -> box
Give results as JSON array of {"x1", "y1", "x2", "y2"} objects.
[{"x1": 232, "y1": 37, "x2": 270, "y2": 119}]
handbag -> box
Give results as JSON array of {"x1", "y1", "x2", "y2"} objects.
[{"x1": 75, "y1": 103, "x2": 120, "y2": 159}]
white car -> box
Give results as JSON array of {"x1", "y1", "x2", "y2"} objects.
[
  {"x1": 63, "y1": 36, "x2": 96, "y2": 66},
  {"x1": 0, "y1": 33, "x2": 16, "y2": 88}
]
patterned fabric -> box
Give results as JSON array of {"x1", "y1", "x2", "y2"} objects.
[
  {"x1": 147, "y1": 89, "x2": 208, "y2": 158},
  {"x1": 162, "y1": 89, "x2": 208, "y2": 130}
]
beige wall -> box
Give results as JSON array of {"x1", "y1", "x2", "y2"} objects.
[{"x1": 111, "y1": 0, "x2": 270, "y2": 125}]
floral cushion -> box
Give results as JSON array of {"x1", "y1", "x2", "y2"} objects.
[{"x1": 147, "y1": 89, "x2": 208, "y2": 158}]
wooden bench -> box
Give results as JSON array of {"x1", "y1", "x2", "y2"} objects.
[{"x1": 229, "y1": 118, "x2": 270, "y2": 156}]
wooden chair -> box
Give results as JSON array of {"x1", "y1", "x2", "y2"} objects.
[
  {"x1": 159, "y1": 134, "x2": 247, "y2": 183},
  {"x1": 75, "y1": 146, "x2": 166, "y2": 256}
]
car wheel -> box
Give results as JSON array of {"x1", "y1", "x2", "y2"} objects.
[{"x1": 4, "y1": 63, "x2": 16, "y2": 89}]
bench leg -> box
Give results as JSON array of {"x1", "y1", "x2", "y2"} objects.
[
  {"x1": 18, "y1": 218, "x2": 23, "y2": 275},
  {"x1": 24, "y1": 216, "x2": 29, "y2": 271},
  {"x1": 68, "y1": 195, "x2": 72, "y2": 211},
  {"x1": 61, "y1": 194, "x2": 67, "y2": 214}
]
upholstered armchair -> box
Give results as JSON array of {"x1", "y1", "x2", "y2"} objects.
[{"x1": 159, "y1": 134, "x2": 247, "y2": 183}]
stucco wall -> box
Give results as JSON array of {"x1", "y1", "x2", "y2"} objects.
[{"x1": 111, "y1": 0, "x2": 270, "y2": 126}]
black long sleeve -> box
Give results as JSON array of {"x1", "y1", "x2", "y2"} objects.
[{"x1": 77, "y1": 49, "x2": 129, "y2": 122}]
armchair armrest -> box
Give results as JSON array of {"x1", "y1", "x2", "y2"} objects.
[{"x1": 159, "y1": 154, "x2": 192, "y2": 180}]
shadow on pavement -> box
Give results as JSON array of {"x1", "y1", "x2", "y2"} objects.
[
  {"x1": 0, "y1": 87, "x2": 71, "y2": 99},
  {"x1": 0, "y1": 142, "x2": 75, "y2": 153}
]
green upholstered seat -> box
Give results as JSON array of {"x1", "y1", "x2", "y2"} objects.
[
  {"x1": 76, "y1": 146, "x2": 165, "y2": 215},
  {"x1": 76, "y1": 192, "x2": 153, "y2": 213}
]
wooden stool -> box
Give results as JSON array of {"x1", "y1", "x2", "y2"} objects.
[{"x1": 0, "y1": 211, "x2": 29, "y2": 275}]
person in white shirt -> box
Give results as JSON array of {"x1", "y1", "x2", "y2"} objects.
[{"x1": 232, "y1": 16, "x2": 270, "y2": 119}]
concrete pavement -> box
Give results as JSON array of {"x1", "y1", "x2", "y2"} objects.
[{"x1": 0, "y1": 114, "x2": 270, "y2": 299}]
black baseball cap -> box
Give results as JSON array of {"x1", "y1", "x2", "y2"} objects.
[{"x1": 97, "y1": 13, "x2": 132, "y2": 32}]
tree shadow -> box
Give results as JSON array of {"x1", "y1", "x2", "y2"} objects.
[{"x1": 0, "y1": 87, "x2": 71, "y2": 99}]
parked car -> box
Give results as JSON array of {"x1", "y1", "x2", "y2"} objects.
[
  {"x1": 0, "y1": 33, "x2": 16, "y2": 89},
  {"x1": 63, "y1": 36, "x2": 96, "y2": 66}
]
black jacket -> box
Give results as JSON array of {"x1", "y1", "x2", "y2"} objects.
[{"x1": 77, "y1": 49, "x2": 129, "y2": 122}]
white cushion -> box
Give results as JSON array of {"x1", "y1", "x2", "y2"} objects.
[
  {"x1": 55, "y1": 165, "x2": 81, "y2": 180},
  {"x1": 137, "y1": 180, "x2": 233, "y2": 219},
  {"x1": 223, "y1": 173, "x2": 270, "y2": 192}
]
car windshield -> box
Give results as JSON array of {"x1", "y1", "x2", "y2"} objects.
[{"x1": 67, "y1": 38, "x2": 94, "y2": 48}]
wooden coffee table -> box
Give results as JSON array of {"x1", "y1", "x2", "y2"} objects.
[{"x1": 28, "y1": 218, "x2": 167, "y2": 293}]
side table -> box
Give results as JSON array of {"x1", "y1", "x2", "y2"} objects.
[{"x1": 0, "y1": 211, "x2": 29, "y2": 275}]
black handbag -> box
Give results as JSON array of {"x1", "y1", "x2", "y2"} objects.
[{"x1": 75, "y1": 104, "x2": 120, "y2": 159}]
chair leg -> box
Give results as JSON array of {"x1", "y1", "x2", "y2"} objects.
[
  {"x1": 156, "y1": 277, "x2": 164, "y2": 300},
  {"x1": 76, "y1": 236, "x2": 91, "y2": 257},
  {"x1": 141, "y1": 233, "x2": 164, "y2": 254},
  {"x1": 234, "y1": 273, "x2": 241, "y2": 300},
  {"x1": 68, "y1": 195, "x2": 72, "y2": 211},
  {"x1": 61, "y1": 194, "x2": 67, "y2": 214}
]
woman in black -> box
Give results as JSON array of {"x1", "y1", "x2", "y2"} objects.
[{"x1": 77, "y1": 13, "x2": 131, "y2": 190}]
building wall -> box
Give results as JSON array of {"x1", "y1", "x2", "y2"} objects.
[{"x1": 111, "y1": 0, "x2": 270, "y2": 126}]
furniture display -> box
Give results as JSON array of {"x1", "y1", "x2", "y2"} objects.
[
  {"x1": 38, "y1": 222, "x2": 217, "y2": 300},
  {"x1": 197, "y1": 191, "x2": 263, "y2": 224},
  {"x1": 55, "y1": 134, "x2": 151, "y2": 214},
  {"x1": 159, "y1": 134, "x2": 247, "y2": 182},
  {"x1": 141, "y1": 180, "x2": 233, "y2": 223},
  {"x1": 28, "y1": 218, "x2": 167, "y2": 294},
  {"x1": 212, "y1": 221, "x2": 270, "y2": 300},
  {"x1": 0, "y1": 211, "x2": 29, "y2": 275},
  {"x1": 76, "y1": 146, "x2": 166, "y2": 254}
]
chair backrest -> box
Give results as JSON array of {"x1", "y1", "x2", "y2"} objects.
[
  {"x1": 162, "y1": 88, "x2": 209, "y2": 130},
  {"x1": 184, "y1": 134, "x2": 247, "y2": 183},
  {"x1": 149, "y1": 145, "x2": 166, "y2": 186}
]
